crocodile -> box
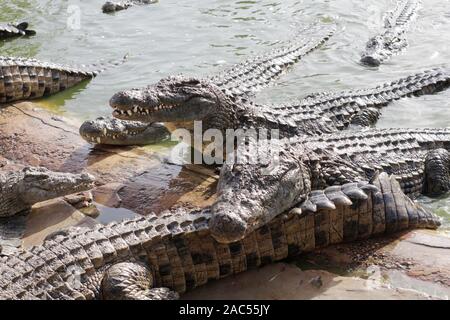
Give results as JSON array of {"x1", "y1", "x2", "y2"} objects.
[
  {"x1": 360, "y1": 0, "x2": 421, "y2": 66},
  {"x1": 0, "y1": 167, "x2": 95, "y2": 218},
  {"x1": 117, "y1": 23, "x2": 334, "y2": 99},
  {"x1": 84, "y1": 23, "x2": 335, "y2": 145},
  {"x1": 110, "y1": 67, "x2": 450, "y2": 138},
  {"x1": 0, "y1": 22, "x2": 36, "y2": 40},
  {"x1": 79, "y1": 117, "x2": 170, "y2": 145},
  {"x1": 209, "y1": 128, "x2": 450, "y2": 243},
  {"x1": 0, "y1": 55, "x2": 127, "y2": 104},
  {"x1": 102, "y1": 0, "x2": 157, "y2": 13},
  {"x1": 0, "y1": 172, "x2": 440, "y2": 300}
]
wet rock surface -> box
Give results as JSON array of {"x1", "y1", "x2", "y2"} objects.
[
  {"x1": 183, "y1": 262, "x2": 437, "y2": 300},
  {"x1": 1, "y1": 103, "x2": 449, "y2": 299},
  {"x1": 0, "y1": 103, "x2": 216, "y2": 216}
]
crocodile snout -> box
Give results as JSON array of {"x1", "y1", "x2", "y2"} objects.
[
  {"x1": 360, "y1": 55, "x2": 381, "y2": 67},
  {"x1": 208, "y1": 208, "x2": 248, "y2": 244}
]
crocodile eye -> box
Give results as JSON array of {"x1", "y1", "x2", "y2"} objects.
[
  {"x1": 24, "y1": 173, "x2": 48, "y2": 181},
  {"x1": 184, "y1": 79, "x2": 200, "y2": 86}
]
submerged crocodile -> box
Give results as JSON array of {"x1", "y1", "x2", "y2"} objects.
[
  {"x1": 102, "y1": 0, "x2": 157, "y2": 13},
  {"x1": 209, "y1": 128, "x2": 450, "y2": 243},
  {"x1": 110, "y1": 67, "x2": 450, "y2": 139},
  {"x1": 0, "y1": 22, "x2": 36, "y2": 40},
  {"x1": 0, "y1": 167, "x2": 95, "y2": 218},
  {"x1": 0, "y1": 172, "x2": 440, "y2": 300},
  {"x1": 79, "y1": 117, "x2": 170, "y2": 145},
  {"x1": 0, "y1": 55, "x2": 127, "y2": 104},
  {"x1": 361, "y1": 0, "x2": 421, "y2": 66}
]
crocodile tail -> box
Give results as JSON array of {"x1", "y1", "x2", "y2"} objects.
[
  {"x1": 297, "y1": 66, "x2": 450, "y2": 130},
  {"x1": 302, "y1": 172, "x2": 441, "y2": 250},
  {"x1": 370, "y1": 172, "x2": 441, "y2": 235},
  {"x1": 384, "y1": 0, "x2": 421, "y2": 29},
  {"x1": 377, "y1": 66, "x2": 450, "y2": 100}
]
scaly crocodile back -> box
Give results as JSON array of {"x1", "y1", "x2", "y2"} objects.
[
  {"x1": 266, "y1": 67, "x2": 450, "y2": 135},
  {"x1": 0, "y1": 173, "x2": 440, "y2": 300},
  {"x1": 210, "y1": 22, "x2": 336, "y2": 96},
  {"x1": 384, "y1": 0, "x2": 421, "y2": 29}
]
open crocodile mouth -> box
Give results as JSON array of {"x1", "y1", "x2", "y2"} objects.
[
  {"x1": 37, "y1": 182, "x2": 94, "y2": 193},
  {"x1": 81, "y1": 126, "x2": 148, "y2": 143},
  {"x1": 82, "y1": 130, "x2": 145, "y2": 143},
  {"x1": 112, "y1": 103, "x2": 181, "y2": 120}
]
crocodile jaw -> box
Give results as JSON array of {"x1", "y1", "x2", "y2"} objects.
[
  {"x1": 79, "y1": 117, "x2": 169, "y2": 145},
  {"x1": 19, "y1": 167, "x2": 95, "y2": 205},
  {"x1": 109, "y1": 76, "x2": 226, "y2": 124}
]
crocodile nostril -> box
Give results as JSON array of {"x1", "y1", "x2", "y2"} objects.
[{"x1": 360, "y1": 55, "x2": 381, "y2": 67}]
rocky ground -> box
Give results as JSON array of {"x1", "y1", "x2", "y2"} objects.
[
  {"x1": 1, "y1": 103, "x2": 449, "y2": 300},
  {"x1": 184, "y1": 230, "x2": 450, "y2": 299}
]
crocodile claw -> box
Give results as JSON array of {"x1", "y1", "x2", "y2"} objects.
[
  {"x1": 299, "y1": 199, "x2": 317, "y2": 213},
  {"x1": 341, "y1": 182, "x2": 369, "y2": 200},
  {"x1": 289, "y1": 207, "x2": 303, "y2": 216},
  {"x1": 324, "y1": 185, "x2": 353, "y2": 206},
  {"x1": 359, "y1": 182, "x2": 379, "y2": 193},
  {"x1": 309, "y1": 190, "x2": 336, "y2": 210}
]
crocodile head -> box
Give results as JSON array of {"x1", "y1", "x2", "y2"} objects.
[
  {"x1": 1, "y1": 167, "x2": 95, "y2": 217},
  {"x1": 18, "y1": 167, "x2": 95, "y2": 206},
  {"x1": 209, "y1": 140, "x2": 311, "y2": 243},
  {"x1": 360, "y1": 33, "x2": 406, "y2": 67},
  {"x1": 79, "y1": 117, "x2": 170, "y2": 145},
  {"x1": 110, "y1": 75, "x2": 238, "y2": 132}
]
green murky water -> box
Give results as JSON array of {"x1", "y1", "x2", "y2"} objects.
[{"x1": 1, "y1": 0, "x2": 450, "y2": 226}]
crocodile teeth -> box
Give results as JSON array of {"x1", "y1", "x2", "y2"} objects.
[
  {"x1": 96, "y1": 137, "x2": 101, "y2": 143},
  {"x1": 102, "y1": 128, "x2": 107, "y2": 135}
]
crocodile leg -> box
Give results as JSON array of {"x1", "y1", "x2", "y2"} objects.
[
  {"x1": 423, "y1": 148, "x2": 450, "y2": 196},
  {"x1": 101, "y1": 262, "x2": 179, "y2": 300},
  {"x1": 349, "y1": 108, "x2": 381, "y2": 128}
]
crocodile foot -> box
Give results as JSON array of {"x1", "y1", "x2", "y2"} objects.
[
  {"x1": 423, "y1": 148, "x2": 450, "y2": 196},
  {"x1": 101, "y1": 262, "x2": 179, "y2": 300}
]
